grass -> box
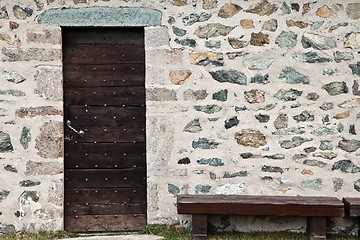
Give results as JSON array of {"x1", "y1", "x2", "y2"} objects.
[{"x1": 0, "y1": 225, "x2": 358, "y2": 240}]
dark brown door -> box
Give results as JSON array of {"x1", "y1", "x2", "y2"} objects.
[{"x1": 63, "y1": 28, "x2": 146, "y2": 232}]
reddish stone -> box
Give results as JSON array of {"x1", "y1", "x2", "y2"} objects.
[
  {"x1": 244, "y1": 89, "x2": 265, "y2": 103},
  {"x1": 16, "y1": 106, "x2": 63, "y2": 118},
  {"x1": 9, "y1": 21, "x2": 19, "y2": 30}
]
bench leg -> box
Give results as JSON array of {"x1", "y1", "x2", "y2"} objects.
[
  {"x1": 306, "y1": 216, "x2": 327, "y2": 240},
  {"x1": 192, "y1": 214, "x2": 207, "y2": 240}
]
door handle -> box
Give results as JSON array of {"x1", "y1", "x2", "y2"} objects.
[{"x1": 66, "y1": 120, "x2": 85, "y2": 137}]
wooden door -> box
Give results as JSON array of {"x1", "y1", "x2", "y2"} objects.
[{"x1": 63, "y1": 28, "x2": 146, "y2": 232}]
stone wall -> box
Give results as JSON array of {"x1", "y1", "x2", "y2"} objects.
[{"x1": 0, "y1": 0, "x2": 360, "y2": 235}]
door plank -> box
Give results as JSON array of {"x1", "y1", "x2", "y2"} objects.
[
  {"x1": 65, "y1": 214, "x2": 146, "y2": 232},
  {"x1": 65, "y1": 202, "x2": 146, "y2": 215}
]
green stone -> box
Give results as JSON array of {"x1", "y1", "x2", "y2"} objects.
[
  {"x1": 183, "y1": 119, "x2": 202, "y2": 133},
  {"x1": 194, "y1": 23, "x2": 234, "y2": 38},
  {"x1": 210, "y1": 70, "x2": 247, "y2": 85},
  {"x1": 19, "y1": 191, "x2": 39, "y2": 204},
  {"x1": 349, "y1": 62, "x2": 360, "y2": 76},
  {"x1": 302, "y1": 32, "x2": 336, "y2": 50},
  {"x1": 292, "y1": 52, "x2": 332, "y2": 63},
  {"x1": 2, "y1": 71, "x2": 25, "y2": 84},
  {"x1": 194, "y1": 105, "x2": 221, "y2": 114},
  {"x1": 300, "y1": 178, "x2": 322, "y2": 190},
  {"x1": 280, "y1": 2, "x2": 291, "y2": 14},
  {"x1": 293, "y1": 111, "x2": 314, "y2": 122},
  {"x1": 243, "y1": 58, "x2": 275, "y2": 70},
  {"x1": 0, "y1": 190, "x2": 10, "y2": 201},
  {"x1": 168, "y1": 184, "x2": 180, "y2": 197},
  {"x1": 279, "y1": 67, "x2": 309, "y2": 84},
  {"x1": 274, "y1": 113, "x2": 288, "y2": 129},
  {"x1": 323, "y1": 81, "x2": 348, "y2": 95},
  {"x1": 192, "y1": 138, "x2": 219, "y2": 149},
  {"x1": 279, "y1": 136, "x2": 312, "y2": 149},
  {"x1": 311, "y1": 21, "x2": 324, "y2": 31},
  {"x1": 319, "y1": 141, "x2": 333, "y2": 150},
  {"x1": 332, "y1": 160, "x2": 360, "y2": 173},
  {"x1": 172, "y1": 27, "x2": 187, "y2": 36},
  {"x1": 338, "y1": 139, "x2": 360, "y2": 152},
  {"x1": 275, "y1": 31, "x2": 297, "y2": 48},
  {"x1": 251, "y1": 74, "x2": 269, "y2": 84},
  {"x1": 311, "y1": 127, "x2": 336, "y2": 135},
  {"x1": 197, "y1": 158, "x2": 223, "y2": 166},
  {"x1": 212, "y1": 89, "x2": 228, "y2": 102},
  {"x1": 255, "y1": 113, "x2": 270, "y2": 123},
  {"x1": 19, "y1": 180, "x2": 41, "y2": 187},
  {"x1": 182, "y1": 12, "x2": 211, "y2": 26},
  {"x1": 20, "y1": 127, "x2": 31, "y2": 150},
  {"x1": 205, "y1": 41, "x2": 221, "y2": 49},
  {"x1": 334, "y1": 51, "x2": 354, "y2": 63},
  {"x1": 274, "y1": 88, "x2": 302, "y2": 101},
  {"x1": 264, "y1": 154, "x2": 285, "y2": 159},
  {"x1": 174, "y1": 38, "x2": 196, "y2": 48},
  {"x1": 38, "y1": 7, "x2": 162, "y2": 27},
  {"x1": 0, "y1": 132, "x2": 13, "y2": 153},
  {"x1": 195, "y1": 185, "x2": 211, "y2": 195},
  {"x1": 303, "y1": 159, "x2": 327, "y2": 168},
  {"x1": 313, "y1": 152, "x2": 337, "y2": 160},
  {"x1": 272, "y1": 127, "x2": 305, "y2": 135},
  {"x1": 223, "y1": 171, "x2": 248, "y2": 178},
  {"x1": 261, "y1": 165, "x2": 284, "y2": 174},
  {"x1": 0, "y1": 90, "x2": 25, "y2": 96}
]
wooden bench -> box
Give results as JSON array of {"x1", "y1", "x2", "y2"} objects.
[
  {"x1": 343, "y1": 198, "x2": 360, "y2": 236},
  {"x1": 177, "y1": 195, "x2": 344, "y2": 240}
]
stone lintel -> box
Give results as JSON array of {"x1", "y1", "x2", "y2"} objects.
[{"x1": 38, "y1": 7, "x2": 162, "y2": 27}]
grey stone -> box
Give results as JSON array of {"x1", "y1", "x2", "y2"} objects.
[
  {"x1": 274, "y1": 113, "x2": 288, "y2": 129},
  {"x1": 225, "y1": 116, "x2": 239, "y2": 129},
  {"x1": 212, "y1": 89, "x2": 228, "y2": 102},
  {"x1": 323, "y1": 68, "x2": 339, "y2": 76},
  {"x1": 272, "y1": 127, "x2": 305, "y2": 135},
  {"x1": 255, "y1": 114, "x2": 270, "y2": 123},
  {"x1": 261, "y1": 165, "x2": 284, "y2": 174},
  {"x1": 279, "y1": 67, "x2": 309, "y2": 84},
  {"x1": 34, "y1": 67, "x2": 62, "y2": 101},
  {"x1": 184, "y1": 119, "x2": 202, "y2": 133},
  {"x1": 2, "y1": 71, "x2": 25, "y2": 84},
  {"x1": 20, "y1": 127, "x2": 31, "y2": 150},
  {"x1": 292, "y1": 52, "x2": 332, "y2": 63},
  {"x1": 333, "y1": 178, "x2": 343, "y2": 192},
  {"x1": 291, "y1": 103, "x2": 302, "y2": 108},
  {"x1": 240, "y1": 152, "x2": 253, "y2": 159},
  {"x1": 0, "y1": 6, "x2": 8, "y2": 19},
  {"x1": 350, "y1": 124, "x2": 356, "y2": 135},
  {"x1": 218, "y1": 3, "x2": 242, "y2": 18},
  {"x1": 168, "y1": 184, "x2": 180, "y2": 197},
  {"x1": 19, "y1": 191, "x2": 39, "y2": 204},
  {"x1": 48, "y1": 180, "x2": 63, "y2": 206},
  {"x1": 210, "y1": 70, "x2": 247, "y2": 85},
  {"x1": 228, "y1": 38, "x2": 249, "y2": 49},
  {"x1": 322, "y1": 115, "x2": 330, "y2": 123},
  {"x1": 323, "y1": 81, "x2": 348, "y2": 95},
  {"x1": 346, "y1": 3, "x2": 360, "y2": 19},
  {"x1": 0, "y1": 224, "x2": 15, "y2": 233},
  {"x1": 38, "y1": 7, "x2": 162, "y2": 27},
  {"x1": 293, "y1": 111, "x2": 314, "y2": 122},
  {"x1": 291, "y1": 3, "x2": 300, "y2": 11},
  {"x1": 304, "y1": 147, "x2": 317, "y2": 153},
  {"x1": 235, "y1": 105, "x2": 247, "y2": 112},
  {"x1": 0, "y1": 89, "x2": 25, "y2": 96},
  {"x1": 328, "y1": 22, "x2": 348, "y2": 32},
  {"x1": 223, "y1": 171, "x2": 248, "y2": 178},
  {"x1": 194, "y1": 105, "x2": 221, "y2": 114},
  {"x1": 338, "y1": 139, "x2": 360, "y2": 152},
  {"x1": 174, "y1": 38, "x2": 196, "y2": 48},
  {"x1": 280, "y1": 2, "x2": 291, "y2": 14},
  {"x1": 183, "y1": 89, "x2": 208, "y2": 101},
  {"x1": 13, "y1": 5, "x2": 33, "y2": 20},
  {"x1": 2, "y1": 48, "x2": 61, "y2": 62},
  {"x1": 311, "y1": 21, "x2": 324, "y2": 31},
  {"x1": 334, "y1": 51, "x2": 354, "y2": 63},
  {"x1": 320, "y1": 141, "x2": 333, "y2": 150},
  {"x1": 353, "y1": 80, "x2": 360, "y2": 95},
  {"x1": 319, "y1": 102, "x2": 334, "y2": 111},
  {"x1": 332, "y1": 160, "x2": 360, "y2": 173},
  {"x1": 227, "y1": 51, "x2": 246, "y2": 59},
  {"x1": 302, "y1": 32, "x2": 337, "y2": 50},
  {"x1": 205, "y1": 41, "x2": 221, "y2": 49},
  {"x1": 182, "y1": 12, "x2": 211, "y2": 26},
  {"x1": 26, "y1": 28, "x2": 61, "y2": 44},
  {"x1": 251, "y1": 74, "x2": 269, "y2": 84},
  {"x1": 195, "y1": 185, "x2": 211, "y2": 195},
  {"x1": 344, "y1": 32, "x2": 360, "y2": 49},
  {"x1": 355, "y1": 179, "x2": 360, "y2": 192},
  {"x1": 0, "y1": 190, "x2": 10, "y2": 201},
  {"x1": 274, "y1": 89, "x2": 302, "y2": 101},
  {"x1": 214, "y1": 183, "x2": 245, "y2": 195},
  {"x1": 337, "y1": 123, "x2": 344, "y2": 133},
  {"x1": 0, "y1": 132, "x2": 13, "y2": 153},
  {"x1": 4, "y1": 165, "x2": 17, "y2": 173},
  {"x1": 197, "y1": 158, "x2": 224, "y2": 166},
  {"x1": 147, "y1": 88, "x2": 177, "y2": 101},
  {"x1": 235, "y1": 129, "x2": 267, "y2": 148},
  {"x1": 178, "y1": 157, "x2": 190, "y2": 164},
  {"x1": 300, "y1": 178, "x2": 323, "y2": 190},
  {"x1": 192, "y1": 137, "x2": 219, "y2": 149},
  {"x1": 275, "y1": 31, "x2": 297, "y2": 48},
  {"x1": 246, "y1": 0, "x2": 278, "y2": 16},
  {"x1": 264, "y1": 154, "x2": 285, "y2": 159},
  {"x1": 279, "y1": 136, "x2": 312, "y2": 149},
  {"x1": 19, "y1": 180, "x2": 41, "y2": 187},
  {"x1": 303, "y1": 159, "x2": 327, "y2": 168},
  {"x1": 313, "y1": 152, "x2": 337, "y2": 160},
  {"x1": 258, "y1": 104, "x2": 277, "y2": 111},
  {"x1": 293, "y1": 154, "x2": 307, "y2": 160},
  {"x1": 349, "y1": 62, "x2": 360, "y2": 76},
  {"x1": 145, "y1": 27, "x2": 169, "y2": 47},
  {"x1": 172, "y1": 27, "x2": 186, "y2": 36},
  {"x1": 194, "y1": 23, "x2": 234, "y2": 38},
  {"x1": 262, "y1": 19, "x2": 278, "y2": 32},
  {"x1": 311, "y1": 127, "x2": 336, "y2": 136},
  {"x1": 35, "y1": 121, "x2": 63, "y2": 159},
  {"x1": 243, "y1": 58, "x2": 275, "y2": 70},
  {"x1": 25, "y1": 161, "x2": 62, "y2": 175}
]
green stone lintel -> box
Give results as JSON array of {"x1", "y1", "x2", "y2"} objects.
[{"x1": 38, "y1": 7, "x2": 162, "y2": 27}]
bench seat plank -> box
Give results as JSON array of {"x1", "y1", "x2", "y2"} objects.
[{"x1": 178, "y1": 195, "x2": 344, "y2": 217}]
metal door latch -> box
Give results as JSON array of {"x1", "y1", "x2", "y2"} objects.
[{"x1": 66, "y1": 120, "x2": 85, "y2": 137}]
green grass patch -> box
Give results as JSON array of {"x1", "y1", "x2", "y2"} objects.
[{"x1": 0, "y1": 231, "x2": 80, "y2": 240}]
